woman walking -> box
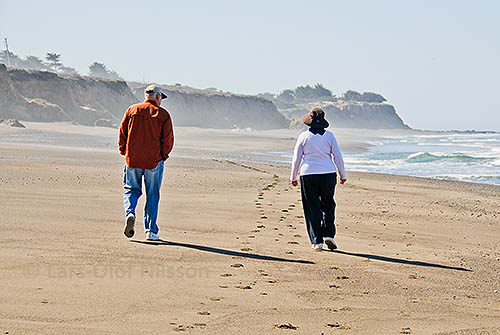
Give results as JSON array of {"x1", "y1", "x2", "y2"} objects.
[{"x1": 290, "y1": 108, "x2": 347, "y2": 251}]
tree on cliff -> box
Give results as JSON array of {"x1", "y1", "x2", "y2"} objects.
[
  {"x1": 361, "y1": 92, "x2": 386, "y2": 103},
  {"x1": 293, "y1": 84, "x2": 334, "y2": 101},
  {"x1": 45, "y1": 53, "x2": 62, "y2": 72},
  {"x1": 277, "y1": 89, "x2": 295, "y2": 103},
  {"x1": 342, "y1": 90, "x2": 363, "y2": 101},
  {"x1": 0, "y1": 50, "x2": 21, "y2": 67},
  {"x1": 88, "y1": 62, "x2": 122, "y2": 80},
  {"x1": 342, "y1": 90, "x2": 386, "y2": 102},
  {"x1": 59, "y1": 66, "x2": 80, "y2": 76},
  {"x1": 24, "y1": 56, "x2": 49, "y2": 71}
]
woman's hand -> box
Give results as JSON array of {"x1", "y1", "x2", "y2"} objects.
[
  {"x1": 291, "y1": 180, "x2": 298, "y2": 187},
  {"x1": 339, "y1": 179, "x2": 347, "y2": 184}
]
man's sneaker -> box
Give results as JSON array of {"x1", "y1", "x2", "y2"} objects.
[
  {"x1": 312, "y1": 243, "x2": 323, "y2": 251},
  {"x1": 146, "y1": 232, "x2": 160, "y2": 241},
  {"x1": 123, "y1": 213, "x2": 135, "y2": 238},
  {"x1": 324, "y1": 237, "x2": 337, "y2": 250}
]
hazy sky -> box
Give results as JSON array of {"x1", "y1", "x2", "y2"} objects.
[{"x1": 1, "y1": 0, "x2": 499, "y2": 131}]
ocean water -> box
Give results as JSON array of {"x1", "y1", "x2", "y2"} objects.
[
  {"x1": 260, "y1": 132, "x2": 500, "y2": 186},
  {"x1": 344, "y1": 132, "x2": 500, "y2": 185}
]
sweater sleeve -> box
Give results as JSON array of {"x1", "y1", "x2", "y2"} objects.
[
  {"x1": 118, "y1": 109, "x2": 130, "y2": 155},
  {"x1": 330, "y1": 133, "x2": 346, "y2": 180},
  {"x1": 290, "y1": 133, "x2": 304, "y2": 182}
]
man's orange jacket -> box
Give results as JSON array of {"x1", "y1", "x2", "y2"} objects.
[{"x1": 119, "y1": 99, "x2": 174, "y2": 169}]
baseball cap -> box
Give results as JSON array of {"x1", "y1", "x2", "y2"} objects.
[{"x1": 144, "y1": 84, "x2": 167, "y2": 99}]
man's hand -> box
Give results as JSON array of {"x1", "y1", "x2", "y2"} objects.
[
  {"x1": 291, "y1": 180, "x2": 298, "y2": 187},
  {"x1": 339, "y1": 179, "x2": 347, "y2": 185}
]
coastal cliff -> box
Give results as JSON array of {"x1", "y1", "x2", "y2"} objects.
[
  {"x1": 0, "y1": 64, "x2": 409, "y2": 130},
  {"x1": 282, "y1": 101, "x2": 410, "y2": 129},
  {"x1": 128, "y1": 83, "x2": 290, "y2": 130},
  {"x1": 0, "y1": 64, "x2": 137, "y2": 126}
]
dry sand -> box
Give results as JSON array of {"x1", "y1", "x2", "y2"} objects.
[{"x1": 0, "y1": 124, "x2": 499, "y2": 334}]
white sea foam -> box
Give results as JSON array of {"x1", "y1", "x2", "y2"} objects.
[{"x1": 342, "y1": 132, "x2": 500, "y2": 185}]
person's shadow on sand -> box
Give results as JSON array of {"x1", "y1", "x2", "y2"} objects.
[
  {"x1": 130, "y1": 239, "x2": 315, "y2": 264},
  {"x1": 131, "y1": 240, "x2": 472, "y2": 271},
  {"x1": 329, "y1": 249, "x2": 471, "y2": 272}
]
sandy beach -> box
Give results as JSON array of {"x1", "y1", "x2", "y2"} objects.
[{"x1": 0, "y1": 124, "x2": 499, "y2": 334}]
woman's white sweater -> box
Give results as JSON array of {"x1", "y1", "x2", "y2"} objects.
[{"x1": 290, "y1": 129, "x2": 346, "y2": 182}]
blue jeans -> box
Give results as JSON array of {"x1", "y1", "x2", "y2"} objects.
[{"x1": 123, "y1": 161, "x2": 164, "y2": 234}]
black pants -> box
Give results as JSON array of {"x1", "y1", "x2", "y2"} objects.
[{"x1": 300, "y1": 173, "x2": 337, "y2": 245}]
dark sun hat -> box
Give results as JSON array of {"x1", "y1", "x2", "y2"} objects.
[{"x1": 302, "y1": 107, "x2": 329, "y2": 128}]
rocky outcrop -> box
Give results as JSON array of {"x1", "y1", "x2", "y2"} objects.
[
  {"x1": 0, "y1": 64, "x2": 138, "y2": 126},
  {"x1": 129, "y1": 83, "x2": 289, "y2": 130},
  {"x1": 281, "y1": 100, "x2": 409, "y2": 129}
]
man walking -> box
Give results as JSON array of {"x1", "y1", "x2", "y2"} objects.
[{"x1": 119, "y1": 84, "x2": 174, "y2": 241}]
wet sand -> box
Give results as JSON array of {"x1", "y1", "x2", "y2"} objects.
[{"x1": 0, "y1": 124, "x2": 499, "y2": 334}]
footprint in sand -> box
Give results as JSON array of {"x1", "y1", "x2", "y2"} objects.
[
  {"x1": 236, "y1": 285, "x2": 252, "y2": 290},
  {"x1": 250, "y1": 229, "x2": 260, "y2": 233},
  {"x1": 288, "y1": 241, "x2": 299, "y2": 245},
  {"x1": 198, "y1": 311, "x2": 210, "y2": 315},
  {"x1": 240, "y1": 247, "x2": 252, "y2": 251},
  {"x1": 257, "y1": 224, "x2": 265, "y2": 229},
  {"x1": 209, "y1": 297, "x2": 222, "y2": 302},
  {"x1": 193, "y1": 323, "x2": 207, "y2": 328},
  {"x1": 220, "y1": 273, "x2": 233, "y2": 277},
  {"x1": 231, "y1": 263, "x2": 244, "y2": 268}
]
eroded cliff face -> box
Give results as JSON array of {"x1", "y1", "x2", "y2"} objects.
[
  {"x1": 129, "y1": 83, "x2": 290, "y2": 130},
  {"x1": 0, "y1": 64, "x2": 409, "y2": 130},
  {"x1": 0, "y1": 64, "x2": 138, "y2": 126},
  {"x1": 282, "y1": 101, "x2": 410, "y2": 129}
]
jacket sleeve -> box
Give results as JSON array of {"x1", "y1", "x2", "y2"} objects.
[
  {"x1": 160, "y1": 114, "x2": 174, "y2": 160},
  {"x1": 118, "y1": 109, "x2": 130, "y2": 155},
  {"x1": 290, "y1": 133, "x2": 304, "y2": 182}
]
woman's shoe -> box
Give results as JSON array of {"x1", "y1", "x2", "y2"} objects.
[
  {"x1": 311, "y1": 243, "x2": 323, "y2": 251},
  {"x1": 324, "y1": 237, "x2": 337, "y2": 250}
]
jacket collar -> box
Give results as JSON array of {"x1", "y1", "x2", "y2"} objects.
[{"x1": 144, "y1": 99, "x2": 160, "y2": 107}]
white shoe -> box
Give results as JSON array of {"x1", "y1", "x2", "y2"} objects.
[
  {"x1": 123, "y1": 213, "x2": 135, "y2": 238},
  {"x1": 324, "y1": 237, "x2": 337, "y2": 250},
  {"x1": 146, "y1": 231, "x2": 160, "y2": 241},
  {"x1": 312, "y1": 243, "x2": 323, "y2": 251}
]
